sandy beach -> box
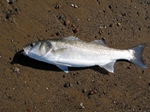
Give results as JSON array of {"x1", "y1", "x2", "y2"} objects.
[{"x1": 0, "y1": 0, "x2": 150, "y2": 111}]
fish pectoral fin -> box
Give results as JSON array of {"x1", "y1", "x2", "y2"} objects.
[
  {"x1": 91, "y1": 39, "x2": 106, "y2": 46},
  {"x1": 53, "y1": 48, "x2": 67, "y2": 55},
  {"x1": 100, "y1": 61, "x2": 116, "y2": 73},
  {"x1": 56, "y1": 65, "x2": 69, "y2": 73}
]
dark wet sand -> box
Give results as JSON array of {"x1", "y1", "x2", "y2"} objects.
[{"x1": 0, "y1": 0, "x2": 150, "y2": 111}]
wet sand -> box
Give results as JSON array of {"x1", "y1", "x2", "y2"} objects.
[{"x1": 0, "y1": 0, "x2": 150, "y2": 111}]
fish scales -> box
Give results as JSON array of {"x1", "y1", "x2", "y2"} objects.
[{"x1": 50, "y1": 40, "x2": 129, "y2": 63}]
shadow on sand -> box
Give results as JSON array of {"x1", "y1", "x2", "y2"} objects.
[{"x1": 11, "y1": 50, "x2": 109, "y2": 74}]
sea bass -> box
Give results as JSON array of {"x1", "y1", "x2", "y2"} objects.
[{"x1": 23, "y1": 36, "x2": 147, "y2": 73}]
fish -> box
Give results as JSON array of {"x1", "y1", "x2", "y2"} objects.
[{"x1": 23, "y1": 36, "x2": 147, "y2": 73}]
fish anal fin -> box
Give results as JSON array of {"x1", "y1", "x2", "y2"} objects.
[
  {"x1": 100, "y1": 61, "x2": 116, "y2": 73},
  {"x1": 56, "y1": 65, "x2": 69, "y2": 73}
]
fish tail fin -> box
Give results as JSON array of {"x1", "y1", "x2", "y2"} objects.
[{"x1": 129, "y1": 44, "x2": 147, "y2": 68}]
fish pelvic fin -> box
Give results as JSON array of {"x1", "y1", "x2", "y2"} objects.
[
  {"x1": 56, "y1": 65, "x2": 69, "y2": 73},
  {"x1": 129, "y1": 44, "x2": 147, "y2": 68}
]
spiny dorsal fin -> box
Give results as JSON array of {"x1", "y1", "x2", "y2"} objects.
[{"x1": 91, "y1": 39, "x2": 106, "y2": 46}]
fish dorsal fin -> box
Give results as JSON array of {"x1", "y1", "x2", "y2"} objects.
[
  {"x1": 91, "y1": 39, "x2": 106, "y2": 46},
  {"x1": 100, "y1": 61, "x2": 116, "y2": 73},
  {"x1": 64, "y1": 36, "x2": 80, "y2": 41}
]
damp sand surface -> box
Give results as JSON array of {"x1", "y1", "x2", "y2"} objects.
[{"x1": 0, "y1": 0, "x2": 150, "y2": 111}]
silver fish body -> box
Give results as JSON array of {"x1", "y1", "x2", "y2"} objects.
[{"x1": 23, "y1": 36, "x2": 147, "y2": 73}]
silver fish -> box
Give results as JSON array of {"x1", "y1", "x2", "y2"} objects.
[{"x1": 23, "y1": 36, "x2": 147, "y2": 73}]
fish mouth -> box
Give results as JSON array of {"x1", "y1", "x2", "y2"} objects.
[
  {"x1": 23, "y1": 44, "x2": 33, "y2": 55},
  {"x1": 23, "y1": 47, "x2": 30, "y2": 55}
]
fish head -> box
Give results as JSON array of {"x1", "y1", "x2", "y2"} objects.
[
  {"x1": 23, "y1": 41, "x2": 39, "y2": 55},
  {"x1": 23, "y1": 40, "x2": 53, "y2": 58}
]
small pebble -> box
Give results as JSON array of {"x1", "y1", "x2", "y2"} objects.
[
  {"x1": 70, "y1": 83, "x2": 73, "y2": 87},
  {"x1": 6, "y1": 10, "x2": 13, "y2": 19},
  {"x1": 15, "y1": 8, "x2": 18, "y2": 12},
  {"x1": 76, "y1": 81, "x2": 81, "y2": 85},
  {"x1": 7, "y1": 0, "x2": 14, "y2": 4},
  {"x1": 82, "y1": 89, "x2": 87, "y2": 93},
  {"x1": 9, "y1": 57, "x2": 12, "y2": 61},
  {"x1": 27, "y1": 108, "x2": 31, "y2": 112},
  {"x1": 99, "y1": 26, "x2": 103, "y2": 29},
  {"x1": 72, "y1": 24, "x2": 75, "y2": 27},
  {"x1": 13, "y1": 67, "x2": 20, "y2": 72},
  {"x1": 147, "y1": 1, "x2": 150, "y2": 5},
  {"x1": 88, "y1": 89, "x2": 97, "y2": 95},
  {"x1": 64, "y1": 83, "x2": 71, "y2": 87},
  {"x1": 71, "y1": 4, "x2": 74, "y2": 7},
  {"x1": 117, "y1": 22, "x2": 121, "y2": 26},
  {"x1": 73, "y1": 27, "x2": 79, "y2": 33},
  {"x1": 64, "y1": 20, "x2": 70, "y2": 26},
  {"x1": 58, "y1": 15, "x2": 64, "y2": 20},
  {"x1": 55, "y1": 4, "x2": 61, "y2": 9},
  {"x1": 139, "y1": 27, "x2": 142, "y2": 30},
  {"x1": 74, "y1": 4, "x2": 78, "y2": 8},
  {"x1": 87, "y1": 18, "x2": 90, "y2": 21},
  {"x1": 103, "y1": 91, "x2": 107, "y2": 95},
  {"x1": 99, "y1": 30, "x2": 103, "y2": 34},
  {"x1": 109, "y1": 24, "x2": 113, "y2": 27},
  {"x1": 127, "y1": 66, "x2": 131, "y2": 69},
  {"x1": 113, "y1": 100, "x2": 116, "y2": 104},
  {"x1": 142, "y1": 70, "x2": 145, "y2": 74},
  {"x1": 108, "y1": 5, "x2": 113, "y2": 9},
  {"x1": 8, "y1": 96, "x2": 12, "y2": 99},
  {"x1": 102, "y1": 37, "x2": 106, "y2": 41},
  {"x1": 56, "y1": 32, "x2": 61, "y2": 36},
  {"x1": 80, "y1": 103, "x2": 85, "y2": 109},
  {"x1": 71, "y1": 4, "x2": 78, "y2": 8}
]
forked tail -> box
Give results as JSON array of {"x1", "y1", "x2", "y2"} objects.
[{"x1": 129, "y1": 44, "x2": 147, "y2": 68}]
